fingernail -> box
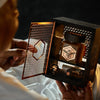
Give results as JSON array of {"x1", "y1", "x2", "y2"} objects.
[
  {"x1": 30, "y1": 48, "x2": 37, "y2": 53},
  {"x1": 28, "y1": 47, "x2": 37, "y2": 53},
  {"x1": 13, "y1": 56, "x2": 19, "y2": 61}
]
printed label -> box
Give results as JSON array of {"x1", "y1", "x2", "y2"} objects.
[{"x1": 62, "y1": 46, "x2": 76, "y2": 61}]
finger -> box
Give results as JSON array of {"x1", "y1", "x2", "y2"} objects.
[
  {"x1": 10, "y1": 55, "x2": 25, "y2": 65},
  {"x1": 2, "y1": 56, "x2": 25, "y2": 70},
  {"x1": 0, "y1": 49, "x2": 26, "y2": 70},
  {"x1": 13, "y1": 56, "x2": 19, "y2": 61},
  {"x1": 1, "y1": 62, "x2": 12, "y2": 70},
  {"x1": 4, "y1": 49, "x2": 26, "y2": 58},
  {"x1": 12, "y1": 57, "x2": 25, "y2": 66},
  {"x1": 28, "y1": 45, "x2": 37, "y2": 53},
  {"x1": 12, "y1": 39, "x2": 28, "y2": 49},
  {"x1": 9, "y1": 56, "x2": 19, "y2": 65},
  {"x1": 0, "y1": 54, "x2": 20, "y2": 69},
  {"x1": 12, "y1": 39, "x2": 37, "y2": 53}
]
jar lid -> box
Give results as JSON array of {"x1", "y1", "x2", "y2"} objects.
[{"x1": 64, "y1": 31, "x2": 85, "y2": 43}]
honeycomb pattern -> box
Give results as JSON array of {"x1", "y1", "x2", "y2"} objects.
[{"x1": 63, "y1": 26, "x2": 93, "y2": 59}]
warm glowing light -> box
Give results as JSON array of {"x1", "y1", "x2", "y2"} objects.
[{"x1": 31, "y1": 22, "x2": 53, "y2": 25}]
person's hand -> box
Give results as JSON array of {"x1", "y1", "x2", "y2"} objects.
[
  {"x1": 11, "y1": 39, "x2": 37, "y2": 53},
  {"x1": 0, "y1": 39, "x2": 37, "y2": 70},
  {"x1": 56, "y1": 81, "x2": 93, "y2": 100}
]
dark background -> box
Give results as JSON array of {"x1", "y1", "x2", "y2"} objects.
[
  {"x1": 15, "y1": 0, "x2": 100, "y2": 39},
  {"x1": 15, "y1": 0, "x2": 100, "y2": 63}
]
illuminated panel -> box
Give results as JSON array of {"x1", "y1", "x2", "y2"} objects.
[{"x1": 22, "y1": 22, "x2": 55, "y2": 79}]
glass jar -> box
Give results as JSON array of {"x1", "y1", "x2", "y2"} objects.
[{"x1": 59, "y1": 31, "x2": 85, "y2": 64}]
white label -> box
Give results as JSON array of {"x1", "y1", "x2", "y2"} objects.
[{"x1": 62, "y1": 46, "x2": 76, "y2": 61}]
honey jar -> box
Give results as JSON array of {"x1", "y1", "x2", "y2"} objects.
[{"x1": 60, "y1": 31, "x2": 85, "y2": 64}]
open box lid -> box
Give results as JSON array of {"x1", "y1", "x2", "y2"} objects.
[
  {"x1": 22, "y1": 22, "x2": 55, "y2": 79},
  {"x1": 22, "y1": 17, "x2": 100, "y2": 87}
]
